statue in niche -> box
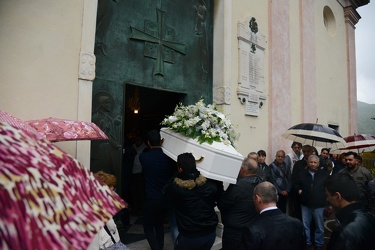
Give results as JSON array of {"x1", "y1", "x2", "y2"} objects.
[
  {"x1": 195, "y1": 0, "x2": 207, "y2": 35},
  {"x1": 95, "y1": 0, "x2": 118, "y2": 55},
  {"x1": 195, "y1": 0, "x2": 209, "y2": 78},
  {"x1": 91, "y1": 91, "x2": 122, "y2": 174}
]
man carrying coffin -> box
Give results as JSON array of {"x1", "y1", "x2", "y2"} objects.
[{"x1": 164, "y1": 152, "x2": 223, "y2": 250}]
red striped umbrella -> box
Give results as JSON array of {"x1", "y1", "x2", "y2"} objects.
[
  {"x1": 344, "y1": 134, "x2": 375, "y2": 149},
  {"x1": 330, "y1": 134, "x2": 375, "y2": 154}
]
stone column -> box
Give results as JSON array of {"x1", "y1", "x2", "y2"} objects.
[
  {"x1": 344, "y1": 6, "x2": 361, "y2": 135},
  {"x1": 77, "y1": 0, "x2": 98, "y2": 168}
]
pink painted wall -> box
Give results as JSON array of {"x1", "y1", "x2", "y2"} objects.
[
  {"x1": 268, "y1": 0, "x2": 292, "y2": 157},
  {"x1": 300, "y1": 0, "x2": 317, "y2": 122}
]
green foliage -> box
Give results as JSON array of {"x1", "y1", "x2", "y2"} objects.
[{"x1": 357, "y1": 101, "x2": 375, "y2": 135}]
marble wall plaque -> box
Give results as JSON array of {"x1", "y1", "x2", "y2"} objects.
[{"x1": 237, "y1": 17, "x2": 267, "y2": 116}]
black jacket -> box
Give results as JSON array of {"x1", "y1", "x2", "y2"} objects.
[
  {"x1": 327, "y1": 202, "x2": 375, "y2": 250},
  {"x1": 291, "y1": 158, "x2": 308, "y2": 188},
  {"x1": 218, "y1": 175, "x2": 262, "y2": 229},
  {"x1": 240, "y1": 208, "x2": 305, "y2": 250},
  {"x1": 164, "y1": 171, "x2": 223, "y2": 237},
  {"x1": 257, "y1": 164, "x2": 272, "y2": 182},
  {"x1": 295, "y1": 168, "x2": 329, "y2": 208}
]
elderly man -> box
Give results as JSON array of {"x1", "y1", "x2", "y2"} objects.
[
  {"x1": 291, "y1": 144, "x2": 313, "y2": 220},
  {"x1": 296, "y1": 155, "x2": 329, "y2": 250},
  {"x1": 325, "y1": 173, "x2": 375, "y2": 249},
  {"x1": 240, "y1": 182, "x2": 305, "y2": 250},
  {"x1": 270, "y1": 150, "x2": 291, "y2": 213},
  {"x1": 218, "y1": 157, "x2": 263, "y2": 250}
]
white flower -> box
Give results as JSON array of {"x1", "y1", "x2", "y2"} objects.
[{"x1": 161, "y1": 99, "x2": 239, "y2": 147}]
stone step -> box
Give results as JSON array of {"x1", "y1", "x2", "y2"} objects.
[{"x1": 126, "y1": 232, "x2": 222, "y2": 250}]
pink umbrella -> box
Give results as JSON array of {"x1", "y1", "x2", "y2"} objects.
[
  {"x1": 0, "y1": 122, "x2": 126, "y2": 250},
  {"x1": 0, "y1": 110, "x2": 43, "y2": 140},
  {"x1": 26, "y1": 117, "x2": 109, "y2": 142}
]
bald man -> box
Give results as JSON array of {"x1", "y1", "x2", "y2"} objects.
[
  {"x1": 218, "y1": 158, "x2": 263, "y2": 250},
  {"x1": 240, "y1": 182, "x2": 305, "y2": 250}
]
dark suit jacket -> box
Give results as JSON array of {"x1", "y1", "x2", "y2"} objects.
[{"x1": 240, "y1": 208, "x2": 305, "y2": 250}]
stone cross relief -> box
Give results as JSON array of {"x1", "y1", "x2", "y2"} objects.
[
  {"x1": 130, "y1": 8, "x2": 187, "y2": 76},
  {"x1": 237, "y1": 17, "x2": 267, "y2": 117}
]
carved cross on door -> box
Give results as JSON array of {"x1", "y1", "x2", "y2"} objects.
[{"x1": 130, "y1": 8, "x2": 187, "y2": 76}]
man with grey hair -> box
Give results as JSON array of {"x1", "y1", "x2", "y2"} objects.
[
  {"x1": 270, "y1": 150, "x2": 291, "y2": 213},
  {"x1": 218, "y1": 157, "x2": 263, "y2": 250},
  {"x1": 296, "y1": 154, "x2": 329, "y2": 250},
  {"x1": 240, "y1": 182, "x2": 305, "y2": 249}
]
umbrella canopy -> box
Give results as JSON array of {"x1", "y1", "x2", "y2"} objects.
[
  {"x1": 343, "y1": 133, "x2": 375, "y2": 150},
  {"x1": 282, "y1": 123, "x2": 346, "y2": 149},
  {"x1": 330, "y1": 134, "x2": 375, "y2": 154},
  {"x1": 0, "y1": 110, "x2": 43, "y2": 140},
  {"x1": 26, "y1": 117, "x2": 109, "y2": 142},
  {"x1": 0, "y1": 122, "x2": 126, "y2": 250}
]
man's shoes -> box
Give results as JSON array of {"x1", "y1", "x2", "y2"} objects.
[
  {"x1": 315, "y1": 246, "x2": 323, "y2": 250},
  {"x1": 305, "y1": 245, "x2": 312, "y2": 250}
]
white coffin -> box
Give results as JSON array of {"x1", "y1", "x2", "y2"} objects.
[{"x1": 160, "y1": 127, "x2": 244, "y2": 184}]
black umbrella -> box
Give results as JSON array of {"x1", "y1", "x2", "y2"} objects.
[{"x1": 282, "y1": 123, "x2": 346, "y2": 149}]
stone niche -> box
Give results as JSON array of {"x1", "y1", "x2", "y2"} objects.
[{"x1": 237, "y1": 17, "x2": 267, "y2": 116}]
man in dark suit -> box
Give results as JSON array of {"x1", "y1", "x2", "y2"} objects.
[
  {"x1": 240, "y1": 181, "x2": 305, "y2": 250},
  {"x1": 140, "y1": 130, "x2": 176, "y2": 250}
]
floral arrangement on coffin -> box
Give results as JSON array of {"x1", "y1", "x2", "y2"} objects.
[{"x1": 161, "y1": 99, "x2": 239, "y2": 147}]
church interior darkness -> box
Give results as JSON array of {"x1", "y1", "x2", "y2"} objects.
[{"x1": 124, "y1": 84, "x2": 184, "y2": 141}]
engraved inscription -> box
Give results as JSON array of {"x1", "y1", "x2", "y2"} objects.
[
  {"x1": 245, "y1": 101, "x2": 259, "y2": 116},
  {"x1": 237, "y1": 16, "x2": 267, "y2": 116}
]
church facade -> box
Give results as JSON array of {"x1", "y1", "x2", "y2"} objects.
[{"x1": 0, "y1": 0, "x2": 368, "y2": 172}]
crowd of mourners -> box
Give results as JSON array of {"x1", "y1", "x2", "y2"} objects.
[{"x1": 96, "y1": 131, "x2": 375, "y2": 250}]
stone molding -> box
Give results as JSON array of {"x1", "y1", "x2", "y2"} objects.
[
  {"x1": 344, "y1": 6, "x2": 361, "y2": 28},
  {"x1": 213, "y1": 86, "x2": 231, "y2": 105},
  {"x1": 79, "y1": 51, "x2": 96, "y2": 81}
]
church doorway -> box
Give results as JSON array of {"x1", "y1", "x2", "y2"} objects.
[{"x1": 121, "y1": 84, "x2": 184, "y2": 214}]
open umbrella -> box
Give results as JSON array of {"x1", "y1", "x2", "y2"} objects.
[
  {"x1": 0, "y1": 109, "x2": 43, "y2": 140},
  {"x1": 0, "y1": 122, "x2": 126, "y2": 250},
  {"x1": 330, "y1": 134, "x2": 375, "y2": 154},
  {"x1": 282, "y1": 123, "x2": 346, "y2": 149},
  {"x1": 342, "y1": 133, "x2": 375, "y2": 149},
  {"x1": 26, "y1": 117, "x2": 109, "y2": 142}
]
